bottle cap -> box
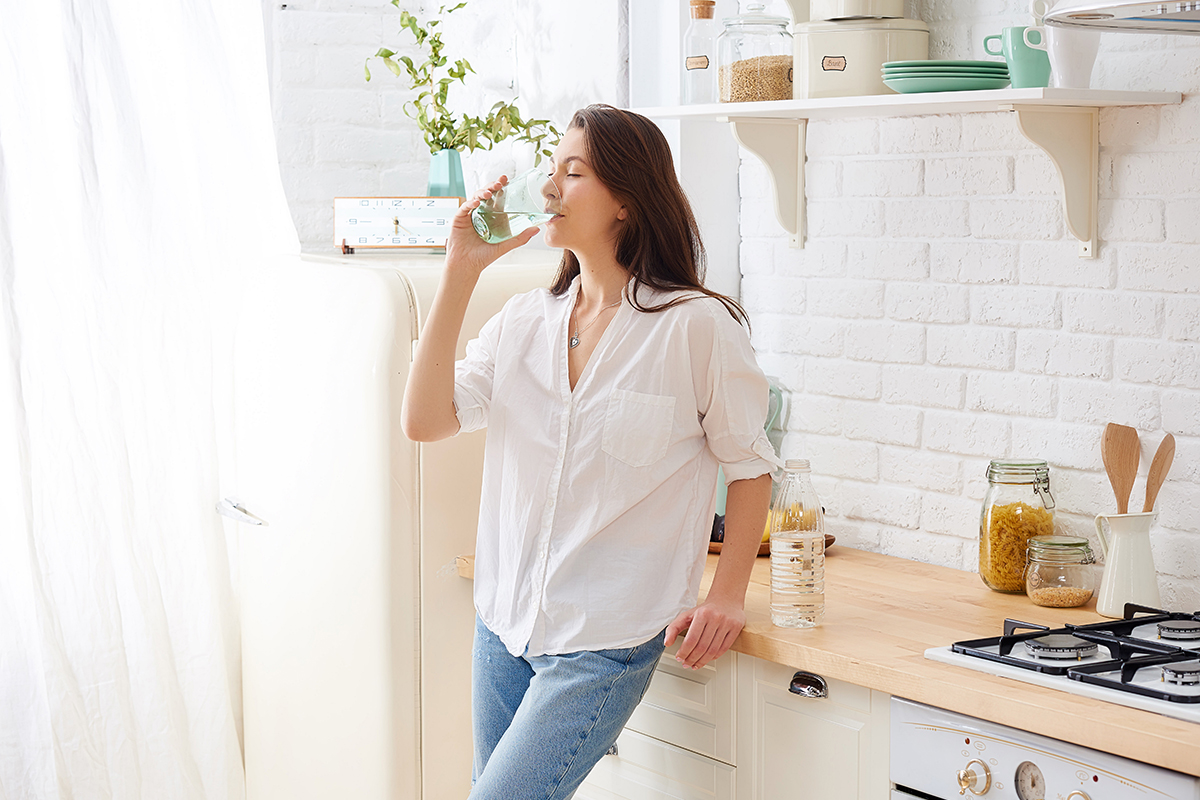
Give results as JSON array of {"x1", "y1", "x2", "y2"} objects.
[{"x1": 785, "y1": 458, "x2": 810, "y2": 471}]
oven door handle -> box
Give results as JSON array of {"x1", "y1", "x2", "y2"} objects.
[{"x1": 788, "y1": 671, "x2": 828, "y2": 698}]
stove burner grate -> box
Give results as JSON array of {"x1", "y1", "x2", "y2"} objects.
[
  {"x1": 1159, "y1": 619, "x2": 1200, "y2": 641},
  {"x1": 1024, "y1": 634, "x2": 1099, "y2": 660},
  {"x1": 1162, "y1": 662, "x2": 1200, "y2": 686}
]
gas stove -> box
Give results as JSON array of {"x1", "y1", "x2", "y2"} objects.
[{"x1": 925, "y1": 604, "x2": 1200, "y2": 724}]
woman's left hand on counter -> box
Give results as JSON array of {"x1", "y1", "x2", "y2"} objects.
[
  {"x1": 664, "y1": 473, "x2": 769, "y2": 669},
  {"x1": 664, "y1": 598, "x2": 746, "y2": 670}
]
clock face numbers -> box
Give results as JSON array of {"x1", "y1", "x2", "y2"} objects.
[{"x1": 333, "y1": 197, "x2": 461, "y2": 250}]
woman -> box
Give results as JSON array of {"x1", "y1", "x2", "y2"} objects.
[{"x1": 401, "y1": 104, "x2": 778, "y2": 800}]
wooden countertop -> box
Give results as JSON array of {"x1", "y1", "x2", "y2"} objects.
[{"x1": 456, "y1": 548, "x2": 1200, "y2": 776}]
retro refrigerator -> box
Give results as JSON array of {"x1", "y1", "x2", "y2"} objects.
[{"x1": 225, "y1": 250, "x2": 558, "y2": 800}]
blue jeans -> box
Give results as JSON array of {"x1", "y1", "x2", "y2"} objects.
[{"x1": 469, "y1": 617, "x2": 667, "y2": 800}]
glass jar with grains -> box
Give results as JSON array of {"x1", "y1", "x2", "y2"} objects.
[
  {"x1": 979, "y1": 459, "x2": 1055, "y2": 593},
  {"x1": 717, "y1": 3, "x2": 794, "y2": 103},
  {"x1": 1025, "y1": 535, "x2": 1095, "y2": 608}
]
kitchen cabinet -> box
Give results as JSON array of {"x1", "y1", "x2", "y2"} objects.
[
  {"x1": 576, "y1": 642, "x2": 738, "y2": 800},
  {"x1": 627, "y1": 641, "x2": 738, "y2": 763},
  {"x1": 574, "y1": 728, "x2": 737, "y2": 800},
  {"x1": 576, "y1": 646, "x2": 890, "y2": 800},
  {"x1": 735, "y1": 655, "x2": 889, "y2": 800},
  {"x1": 638, "y1": 88, "x2": 1179, "y2": 258}
]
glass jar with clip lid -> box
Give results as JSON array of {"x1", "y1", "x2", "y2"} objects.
[
  {"x1": 1025, "y1": 535, "x2": 1095, "y2": 608},
  {"x1": 979, "y1": 459, "x2": 1055, "y2": 593}
]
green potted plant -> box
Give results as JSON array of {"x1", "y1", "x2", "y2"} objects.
[{"x1": 366, "y1": 0, "x2": 561, "y2": 199}]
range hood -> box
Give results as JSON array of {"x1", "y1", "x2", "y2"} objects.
[{"x1": 1044, "y1": 0, "x2": 1200, "y2": 33}]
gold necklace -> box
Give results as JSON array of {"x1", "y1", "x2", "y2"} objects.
[{"x1": 569, "y1": 297, "x2": 623, "y2": 349}]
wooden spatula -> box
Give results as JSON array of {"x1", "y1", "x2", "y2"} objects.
[
  {"x1": 1101, "y1": 422, "x2": 1140, "y2": 514},
  {"x1": 1143, "y1": 433, "x2": 1175, "y2": 513}
]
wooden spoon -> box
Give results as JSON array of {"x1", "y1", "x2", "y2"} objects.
[
  {"x1": 1143, "y1": 432, "x2": 1175, "y2": 513},
  {"x1": 1101, "y1": 422, "x2": 1140, "y2": 514}
]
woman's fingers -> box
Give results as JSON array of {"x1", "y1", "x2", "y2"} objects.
[
  {"x1": 494, "y1": 224, "x2": 540, "y2": 256},
  {"x1": 687, "y1": 624, "x2": 737, "y2": 669},
  {"x1": 671, "y1": 601, "x2": 745, "y2": 670},
  {"x1": 681, "y1": 624, "x2": 719, "y2": 667},
  {"x1": 460, "y1": 175, "x2": 508, "y2": 211},
  {"x1": 664, "y1": 609, "x2": 693, "y2": 647},
  {"x1": 444, "y1": 174, "x2": 540, "y2": 273}
]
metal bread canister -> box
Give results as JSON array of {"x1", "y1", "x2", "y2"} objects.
[{"x1": 793, "y1": 16, "x2": 929, "y2": 98}]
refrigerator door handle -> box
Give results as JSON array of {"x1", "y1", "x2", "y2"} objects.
[{"x1": 216, "y1": 497, "x2": 269, "y2": 526}]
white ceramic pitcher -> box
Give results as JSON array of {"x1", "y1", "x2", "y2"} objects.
[{"x1": 1094, "y1": 511, "x2": 1161, "y2": 618}]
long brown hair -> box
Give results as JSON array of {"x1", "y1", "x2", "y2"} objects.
[{"x1": 548, "y1": 104, "x2": 748, "y2": 326}]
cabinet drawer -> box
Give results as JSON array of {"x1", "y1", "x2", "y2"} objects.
[
  {"x1": 575, "y1": 728, "x2": 736, "y2": 800},
  {"x1": 624, "y1": 644, "x2": 736, "y2": 764},
  {"x1": 735, "y1": 654, "x2": 890, "y2": 800},
  {"x1": 749, "y1": 657, "x2": 874, "y2": 715}
]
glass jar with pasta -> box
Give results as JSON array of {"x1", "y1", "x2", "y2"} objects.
[{"x1": 979, "y1": 459, "x2": 1055, "y2": 593}]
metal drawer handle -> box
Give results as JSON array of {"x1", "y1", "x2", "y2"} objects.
[
  {"x1": 216, "y1": 497, "x2": 268, "y2": 526},
  {"x1": 788, "y1": 671, "x2": 828, "y2": 698}
]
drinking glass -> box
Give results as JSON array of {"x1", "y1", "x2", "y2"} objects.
[{"x1": 470, "y1": 168, "x2": 560, "y2": 244}]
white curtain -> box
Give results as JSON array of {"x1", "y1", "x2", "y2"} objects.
[{"x1": 0, "y1": 1, "x2": 298, "y2": 798}]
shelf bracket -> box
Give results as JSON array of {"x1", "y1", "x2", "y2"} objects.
[
  {"x1": 729, "y1": 117, "x2": 807, "y2": 249},
  {"x1": 1010, "y1": 104, "x2": 1099, "y2": 258}
]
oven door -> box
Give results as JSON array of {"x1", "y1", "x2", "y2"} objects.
[
  {"x1": 892, "y1": 790, "x2": 945, "y2": 800},
  {"x1": 891, "y1": 698, "x2": 1200, "y2": 800}
]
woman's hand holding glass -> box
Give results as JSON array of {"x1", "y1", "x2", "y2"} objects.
[
  {"x1": 470, "y1": 167, "x2": 561, "y2": 244},
  {"x1": 444, "y1": 168, "x2": 561, "y2": 278},
  {"x1": 445, "y1": 176, "x2": 538, "y2": 277}
]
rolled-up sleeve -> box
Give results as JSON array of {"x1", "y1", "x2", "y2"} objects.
[
  {"x1": 452, "y1": 309, "x2": 502, "y2": 435},
  {"x1": 697, "y1": 305, "x2": 783, "y2": 483}
]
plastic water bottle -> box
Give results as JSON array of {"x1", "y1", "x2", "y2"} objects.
[{"x1": 769, "y1": 459, "x2": 825, "y2": 628}]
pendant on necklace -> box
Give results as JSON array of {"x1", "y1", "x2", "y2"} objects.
[{"x1": 569, "y1": 333, "x2": 580, "y2": 349}]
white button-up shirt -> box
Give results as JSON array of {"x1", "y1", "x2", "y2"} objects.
[{"x1": 453, "y1": 276, "x2": 780, "y2": 657}]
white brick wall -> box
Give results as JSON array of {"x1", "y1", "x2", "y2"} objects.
[
  {"x1": 742, "y1": 3, "x2": 1200, "y2": 605},
  {"x1": 266, "y1": 0, "x2": 1200, "y2": 605}
]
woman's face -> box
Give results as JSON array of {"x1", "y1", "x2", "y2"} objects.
[{"x1": 542, "y1": 127, "x2": 627, "y2": 254}]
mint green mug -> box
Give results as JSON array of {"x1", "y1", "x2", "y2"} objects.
[{"x1": 984, "y1": 26, "x2": 1050, "y2": 89}]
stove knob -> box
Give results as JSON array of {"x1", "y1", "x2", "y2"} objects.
[
  {"x1": 1066, "y1": 793, "x2": 1091, "y2": 800},
  {"x1": 956, "y1": 759, "x2": 992, "y2": 796}
]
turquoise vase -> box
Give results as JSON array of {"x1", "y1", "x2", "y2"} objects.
[{"x1": 427, "y1": 148, "x2": 466, "y2": 200}]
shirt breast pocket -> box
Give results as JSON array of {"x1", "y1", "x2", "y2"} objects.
[{"x1": 602, "y1": 389, "x2": 676, "y2": 468}]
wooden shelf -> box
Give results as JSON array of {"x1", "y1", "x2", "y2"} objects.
[
  {"x1": 637, "y1": 87, "x2": 1178, "y2": 122},
  {"x1": 637, "y1": 88, "x2": 1181, "y2": 257}
]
